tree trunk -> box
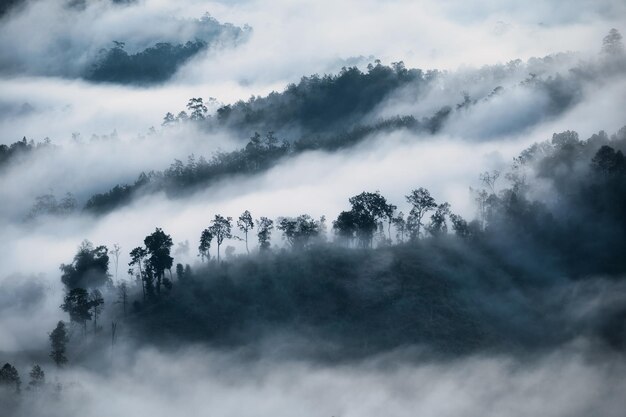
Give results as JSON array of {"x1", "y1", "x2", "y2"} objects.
[{"x1": 138, "y1": 260, "x2": 146, "y2": 301}]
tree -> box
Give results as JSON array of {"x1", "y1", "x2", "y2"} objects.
[
  {"x1": 187, "y1": 97, "x2": 208, "y2": 121},
  {"x1": 0, "y1": 363, "x2": 21, "y2": 393},
  {"x1": 109, "y1": 243, "x2": 121, "y2": 280},
  {"x1": 176, "y1": 263, "x2": 185, "y2": 282},
  {"x1": 237, "y1": 210, "x2": 254, "y2": 254},
  {"x1": 427, "y1": 202, "x2": 451, "y2": 236},
  {"x1": 117, "y1": 281, "x2": 128, "y2": 317},
  {"x1": 348, "y1": 191, "x2": 392, "y2": 247},
  {"x1": 256, "y1": 217, "x2": 274, "y2": 251},
  {"x1": 89, "y1": 289, "x2": 104, "y2": 333},
  {"x1": 450, "y1": 213, "x2": 471, "y2": 238},
  {"x1": 333, "y1": 210, "x2": 357, "y2": 246},
  {"x1": 162, "y1": 112, "x2": 177, "y2": 127},
  {"x1": 209, "y1": 215, "x2": 233, "y2": 263},
  {"x1": 198, "y1": 228, "x2": 213, "y2": 262},
  {"x1": 405, "y1": 188, "x2": 437, "y2": 240},
  {"x1": 28, "y1": 365, "x2": 45, "y2": 391},
  {"x1": 49, "y1": 321, "x2": 68, "y2": 367},
  {"x1": 277, "y1": 215, "x2": 320, "y2": 250},
  {"x1": 393, "y1": 211, "x2": 406, "y2": 242},
  {"x1": 602, "y1": 28, "x2": 624, "y2": 55},
  {"x1": 144, "y1": 228, "x2": 174, "y2": 296},
  {"x1": 129, "y1": 247, "x2": 147, "y2": 300},
  {"x1": 61, "y1": 288, "x2": 92, "y2": 334},
  {"x1": 592, "y1": 145, "x2": 626, "y2": 174},
  {"x1": 60, "y1": 240, "x2": 110, "y2": 289},
  {"x1": 479, "y1": 170, "x2": 500, "y2": 194},
  {"x1": 176, "y1": 111, "x2": 189, "y2": 122}
]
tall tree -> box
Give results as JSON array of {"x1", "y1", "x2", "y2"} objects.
[
  {"x1": 209, "y1": 215, "x2": 232, "y2": 263},
  {"x1": 144, "y1": 228, "x2": 174, "y2": 296},
  {"x1": 89, "y1": 289, "x2": 104, "y2": 333},
  {"x1": 61, "y1": 288, "x2": 92, "y2": 334},
  {"x1": 198, "y1": 228, "x2": 213, "y2": 262},
  {"x1": 117, "y1": 281, "x2": 128, "y2": 317},
  {"x1": 256, "y1": 217, "x2": 274, "y2": 251},
  {"x1": 392, "y1": 211, "x2": 406, "y2": 242},
  {"x1": 109, "y1": 243, "x2": 121, "y2": 280},
  {"x1": 49, "y1": 321, "x2": 68, "y2": 367},
  {"x1": 129, "y1": 246, "x2": 147, "y2": 300},
  {"x1": 237, "y1": 210, "x2": 254, "y2": 254},
  {"x1": 406, "y1": 187, "x2": 437, "y2": 240}
]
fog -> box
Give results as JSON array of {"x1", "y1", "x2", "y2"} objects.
[
  {"x1": 1, "y1": 1, "x2": 625, "y2": 416},
  {"x1": 3, "y1": 343, "x2": 625, "y2": 417}
]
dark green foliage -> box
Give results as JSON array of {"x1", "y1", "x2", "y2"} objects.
[
  {"x1": 61, "y1": 288, "x2": 92, "y2": 332},
  {"x1": 87, "y1": 40, "x2": 208, "y2": 84},
  {"x1": 60, "y1": 240, "x2": 110, "y2": 289},
  {"x1": 176, "y1": 263, "x2": 185, "y2": 281},
  {"x1": 83, "y1": 132, "x2": 290, "y2": 214},
  {"x1": 276, "y1": 215, "x2": 320, "y2": 250},
  {"x1": 208, "y1": 215, "x2": 232, "y2": 263},
  {"x1": 120, "y1": 126, "x2": 626, "y2": 358},
  {"x1": 49, "y1": 321, "x2": 68, "y2": 366},
  {"x1": 85, "y1": 14, "x2": 250, "y2": 84},
  {"x1": 256, "y1": 217, "x2": 274, "y2": 252},
  {"x1": 198, "y1": 228, "x2": 213, "y2": 262},
  {"x1": 28, "y1": 365, "x2": 45, "y2": 390},
  {"x1": 333, "y1": 191, "x2": 395, "y2": 247},
  {"x1": 0, "y1": 363, "x2": 20, "y2": 393},
  {"x1": 0, "y1": 137, "x2": 53, "y2": 170},
  {"x1": 144, "y1": 228, "x2": 174, "y2": 296},
  {"x1": 215, "y1": 62, "x2": 425, "y2": 134},
  {"x1": 89, "y1": 289, "x2": 104, "y2": 333},
  {"x1": 406, "y1": 187, "x2": 438, "y2": 240}
]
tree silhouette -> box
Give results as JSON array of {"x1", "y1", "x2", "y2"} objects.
[
  {"x1": 427, "y1": 202, "x2": 451, "y2": 236},
  {"x1": 109, "y1": 243, "x2": 121, "y2": 281},
  {"x1": 61, "y1": 288, "x2": 92, "y2": 334},
  {"x1": 256, "y1": 217, "x2": 274, "y2": 252},
  {"x1": 277, "y1": 215, "x2": 320, "y2": 250},
  {"x1": 89, "y1": 289, "x2": 104, "y2": 333},
  {"x1": 406, "y1": 188, "x2": 437, "y2": 240},
  {"x1": 209, "y1": 215, "x2": 233, "y2": 263},
  {"x1": 144, "y1": 228, "x2": 174, "y2": 296},
  {"x1": 0, "y1": 363, "x2": 21, "y2": 393},
  {"x1": 187, "y1": 97, "x2": 208, "y2": 121},
  {"x1": 602, "y1": 28, "x2": 624, "y2": 56},
  {"x1": 129, "y1": 246, "x2": 148, "y2": 300},
  {"x1": 333, "y1": 210, "x2": 357, "y2": 246},
  {"x1": 60, "y1": 240, "x2": 110, "y2": 289},
  {"x1": 49, "y1": 321, "x2": 68, "y2": 367},
  {"x1": 198, "y1": 228, "x2": 213, "y2": 261},
  {"x1": 28, "y1": 365, "x2": 45, "y2": 391},
  {"x1": 117, "y1": 281, "x2": 128, "y2": 317},
  {"x1": 237, "y1": 210, "x2": 254, "y2": 254},
  {"x1": 392, "y1": 211, "x2": 406, "y2": 242}
]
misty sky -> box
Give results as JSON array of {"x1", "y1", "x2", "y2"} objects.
[
  {"x1": 1, "y1": 0, "x2": 625, "y2": 343},
  {"x1": 1, "y1": 1, "x2": 625, "y2": 416}
]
